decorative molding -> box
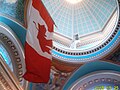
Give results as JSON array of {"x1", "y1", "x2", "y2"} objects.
[
  {"x1": 0, "y1": 55, "x2": 23, "y2": 90},
  {"x1": 68, "y1": 71, "x2": 120, "y2": 90},
  {"x1": 0, "y1": 22, "x2": 27, "y2": 88}
]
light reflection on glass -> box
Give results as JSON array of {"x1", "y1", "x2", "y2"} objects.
[
  {"x1": 5, "y1": 0, "x2": 17, "y2": 4},
  {"x1": 0, "y1": 44, "x2": 13, "y2": 71}
]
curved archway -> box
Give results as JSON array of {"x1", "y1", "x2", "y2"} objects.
[{"x1": 0, "y1": 20, "x2": 27, "y2": 88}]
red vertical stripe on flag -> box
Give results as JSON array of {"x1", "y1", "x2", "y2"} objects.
[{"x1": 23, "y1": 43, "x2": 51, "y2": 83}]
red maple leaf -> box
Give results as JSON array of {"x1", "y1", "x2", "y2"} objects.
[{"x1": 33, "y1": 21, "x2": 52, "y2": 54}]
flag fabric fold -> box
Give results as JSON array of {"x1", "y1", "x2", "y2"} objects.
[{"x1": 23, "y1": 0, "x2": 54, "y2": 83}]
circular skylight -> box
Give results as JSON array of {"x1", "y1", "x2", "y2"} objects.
[{"x1": 66, "y1": 0, "x2": 83, "y2": 4}]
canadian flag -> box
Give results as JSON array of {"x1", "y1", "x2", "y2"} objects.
[{"x1": 23, "y1": 0, "x2": 54, "y2": 83}]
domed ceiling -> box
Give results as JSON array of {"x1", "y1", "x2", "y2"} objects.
[
  {"x1": 42, "y1": 0, "x2": 116, "y2": 38},
  {"x1": 27, "y1": 0, "x2": 120, "y2": 63},
  {"x1": 42, "y1": 0, "x2": 118, "y2": 51}
]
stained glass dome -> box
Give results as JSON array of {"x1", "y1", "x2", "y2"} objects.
[{"x1": 42, "y1": 0, "x2": 118, "y2": 51}]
